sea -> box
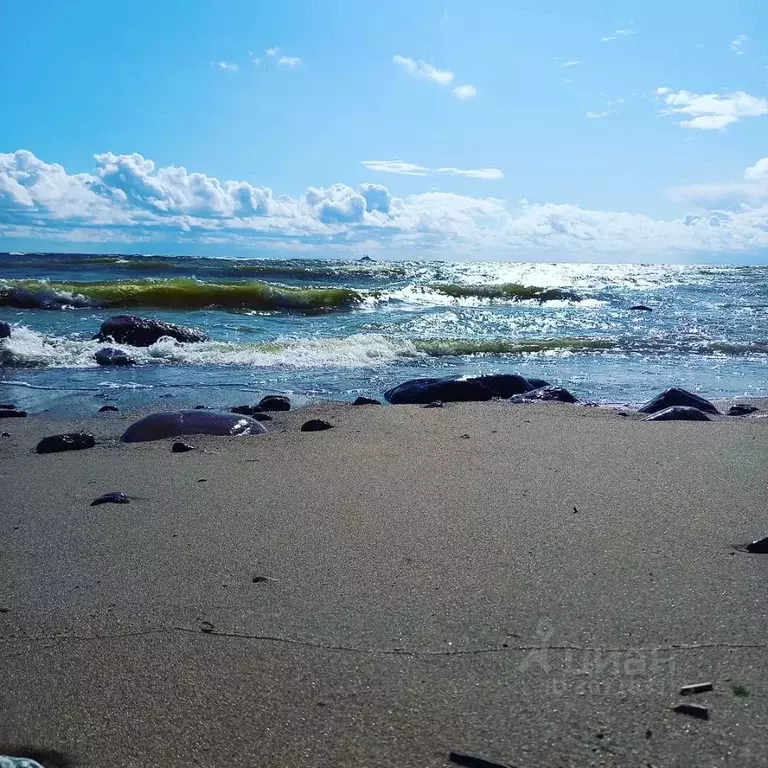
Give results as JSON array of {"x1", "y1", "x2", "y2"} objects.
[{"x1": 1, "y1": 252, "x2": 767, "y2": 414}]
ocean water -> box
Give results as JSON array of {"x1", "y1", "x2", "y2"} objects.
[{"x1": 1, "y1": 252, "x2": 767, "y2": 414}]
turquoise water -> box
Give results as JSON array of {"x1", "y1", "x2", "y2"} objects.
[{"x1": 2, "y1": 253, "x2": 767, "y2": 414}]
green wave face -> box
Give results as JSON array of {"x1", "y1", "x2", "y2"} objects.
[
  {"x1": 429, "y1": 282, "x2": 582, "y2": 302},
  {"x1": 0, "y1": 278, "x2": 364, "y2": 312},
  {"x1": 413, "y1": 338, "x2": 614, "y2": 356}
]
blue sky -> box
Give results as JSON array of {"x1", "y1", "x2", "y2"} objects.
[{"x1": 1, "y1": 0, "x2": 767, "y2": 262}]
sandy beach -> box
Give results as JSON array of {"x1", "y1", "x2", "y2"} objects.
[{"x1": 1, "y1": 400, "x2": 767, "y2": 767}]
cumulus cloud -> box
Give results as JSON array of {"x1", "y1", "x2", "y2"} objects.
[
  {"x1": 2, "y1": 149, "x2": 768, "y2": 260},
  {"x1": 393, "y1": 55, "x2": 454, "y2": 86},
  {"x1": 277, "y1": 56, "x2": 302, "y2": 69},
  {"x1": 667, "y1": 156, "x2": 768, "y2": 207},
  {"x1": 362, "y1": 160, "x2": 502, "y2": 180},
  {"x1": 212, "y1": 61, "x2": 239, "y2": 72},
  {"x1": 453, "y1": 84, "x2": 477, "y2": 100},
  {"x1": 561, "y1": 60, "x2": 581, "y2": 67},
  {"x1": 657, "y1": 88, "x2": 768, "y2": 130}
]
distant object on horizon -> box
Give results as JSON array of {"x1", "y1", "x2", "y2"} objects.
[{"x1": 359, "y1": 254, "x2": 374, "y2": 262}]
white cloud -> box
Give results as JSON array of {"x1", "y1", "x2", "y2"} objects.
[
  {"x1": 362, "y1": 160, "x2": 502, "y2": 180},
  {"x1": 3, "y1": 149, "x2": 768, "y2": 260},
  {"x1": 668, "y1": 156, "x2": 768, "y2": 207},
  {"x1": 453, "y1": 84, "x2": 476, "y2": 100},
  {"x1": 657, "y1": 88, "x2": 768, "y2": 130},
  {"x1": 601, "y1": 29, "x2": 634, "y2": 42},
  {"x1": 393, "y1": 55, "x2": 454, "y2": 86},
  {"x1": 248, "y1": 52, "x2": 261, "y2": 66},
  {"x1": 277, "y1": 56, "x2": 302, "y2": 69},
  {"x1": 212, "y1": 61, "x2": 239, "y2": 72},
  {"x1": 730, "y1": 34, "x2": 748, "y2": 55},
  {"x1": 561, "y1": 60, "x2": 581, "y2": 67},
  {"x1": 586, "y1": 110, "x2": 611, "y2": 119},
  {"x1": 265, "y1": 47, "x2": 280, "y2": 57}
]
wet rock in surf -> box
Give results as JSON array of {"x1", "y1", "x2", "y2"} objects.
[
  {"x1": 37, "y1": 432, "x2": 96, "y2": 453},
  {"x1": 98, "y1": 405, "x2": 119, "y2": 412},
  {"x1": 0, "y1": 321, "x2": 10, "y2": 339},
  {"x1": 353, "y1": 396, "x2": 381, "y2": 405},
  {"x1": 643, "y1": 406, "x2": 711, "y2": 422},
  {"x1": 301, "y1": 419, "x2": 333, "y2": 432},
  {"x1": 94, "y1": 315, "x2": 209, "y2": 347},
  {"x1": 509, "y1": 386, "x2": 578, "y2": 404},
  {"x1": 259, "y1": 395, "x2": 291, "y2": 412},
  {"x1": 629, "y1": 305, "x2": 653, "y2": 311},
  {"x1": 231, "y1": 405, "x2": 263, "y2": 416},
  {"x1": 728, "y1": 404, "x2": 759, "y2": 416},
  {"x1": 638, "y1": 388, "x2": 719, "y2": 416},
  {"x1": 121, "y1": 410, "x2": 266, "y2": 442},
  {"x1": 0, "y1": 406, "x2": 26, "y2": 418},
  {"x1": 745, "y1": 536, "x2": 768, "y2": 554},
  {"x1": 94, "y1": 347, "x2": 135, "y2": 367},
  {"x1": 384, "y1": 373, "x2": 541, "y2": 405}
]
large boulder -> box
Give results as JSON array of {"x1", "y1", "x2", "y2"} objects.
[
  {"x1": 643, "y1": 406, "x2": 711, "y2": 422},
  {"x1": 121, "y1": 410, "x2": 266, "y2": 442},
  {"x1": 728, "y1": 404, "x2": 759, "y2": 416},
  {"x1": 259, "y1": 395, "x2": 291, "y2": 412},
  {"x1": 37, "y1": 432, "x2": 96, "y2": 453},
  {"x1": 638, "y1": 388, "x2": 719, "y2": 416},
  {"x1": 509, "y1": 386, "x2": 578, "y2": 404},
  {"x1": 94, "y1": 347, "x2": 135, "y2": 367},
  {"x1": 384, "y1": 373, "x2": 541, "y2": 405},
  {"x1": 0, "y1": 321, "x2": 10, "y2": 339},
  {"x1": 94, "y1": 315, "x2": 208, "y2": 347}
]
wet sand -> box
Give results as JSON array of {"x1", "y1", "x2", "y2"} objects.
[{"x1": 1, "y1": 401, "x2": 767, "y2": 767}]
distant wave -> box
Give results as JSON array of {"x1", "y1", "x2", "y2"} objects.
[{"x1": 429, "y1": 282, "x2": 581, "y2": 302}]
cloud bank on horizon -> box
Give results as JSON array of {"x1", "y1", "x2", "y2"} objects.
[{"x1": 2, "y1": 148, "x2": 767, "y2": 261}]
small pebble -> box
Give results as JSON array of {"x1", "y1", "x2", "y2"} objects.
[
  {"x1": 98, "y1": 405, "x2": 119, "y2": 413},
  {"x1": 301, "y1": 419, "x2": 333, "y2": 432},
  {"x1": 681, "y1": 682, "x2": 713, "y2": 695},
  {"x1": 449, "y1": 751, "x2": 511, "y2": 768},
  {"x1": 672, "y1": 703, "x2": 709, "y2": 720},
  {"x1": 172, "y1": 441, "x2": 195, "y2": 453},
  {"x1": 424, "y1": 400, "x2": 444, "y2": 409},
  {"x1": 200, "y1": 621, "x2": 214, "y2": 633},
  {"x1": 90, "y1": 492, "x2": 130, "y2": 507}
]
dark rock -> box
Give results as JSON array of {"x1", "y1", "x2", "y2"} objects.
[
  {"x1": 98, "y1": 405, "x2": 119, "y2": 413},
  {"x1": 230, "y1": 405, "x2": 263, "y2": 416},
  {"x1": 728, "y1": 404, "x2": 759, "y2": 416},
  {"x1": 680, "y1": 682, "x2": 713, "y2": 695},
  {"x1": 0, "y1": 320, "x2": 10, "y2": 339},
  {"x1": 94, "y1": 347, "x2": 134, "y2": 367},
  {"x1": 301, "y1": 419, "x2": 333, "y2": 432},
  {"x1": 671, "y1": 703, "x2": 709, "y2": 720},
  {"x1": 252, "y1": 413, "x2": 272, "y2": 422},
  {"x1": 94, "y1": 315, "x2": 208, "y2": 347},
  {"x1": 643, "y1": 406, "x2": 711, "y2": 422},
  {"x1": 629, "y1": 304, "x2": 653, "y2": 311},
  {"x1": 424, "y1": 400, "x2": 444, "y2": 408},
  {"x1": 194, "y1": 405, "x2": 209, "y2": 409},
  {"x1": 259, "y1": 395, "x2": 291, "y2": 411},
  {"x1": 638, "y1": 388, "x2": 719, "y2": 415},
  {"x1": 384, "y1": 373, "x2": 538, "y2": 405},
  {"x1": 1, "y1": 431, "x2": 10, "y2": 436},
  {"x1": 0, "y1": 407, "x2": 27, "y2": 418},
  {"x1": 90, "y1": 491, "x2": 130, "y2": 506},
  {"x1": 525, "y1": 377, "x2": 550, "y2": 390},
  {"x1": 121, "y1": 410, "x2": 267, "y2": 442},
  {"x1": 353, "y1": 396, "x2": 381, "y2": 405},
  {"x1": 172, "y1": 441, "x2": 195, "y2": 453},
  {"x1": 36, "y1": 432, "x2": 96, "y2": 453},
  {"x1": 0, "y1": 403, "x2": 14, "y2": 409},
  {"x1": 745, "y1": 536, "x2": 768, "y2": 554},
  {"x1": 449, "y1": 751, "x2": 512, "y2": 768},
  {"x1": 509, "y1": 386, "x2": 578, "y2": 404}
]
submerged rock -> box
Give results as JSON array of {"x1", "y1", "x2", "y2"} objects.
[
  {"x1": 94, "y1": 315, "x2": 209, "y2": 347},
  {"x1": 0, "y1": 321, "x2": 10, "y2": 339},
  {"x1": 98, "y1": 405, "x2": 119, "y2": 413},
  {"x1": 509, "y1": 386, "x2": 578, "y2": 404},
  {"x1": 259, "y1": 395, "x2": 291, "y2": 411},
  {"x1": 643, "y1": 406, "x2": 711, "y2": 422},
  {"x1": 94, "y1": 347, "x2": 134, "y2": 367},
  {"x1": 384, "y1": 373, "x2": 541, "y2": 405},
  {"x1": 0, "y1": 407, "x2": 26, "y2": 418},
  {"x1": 353, "y1": 396, "x2": 381, "y2": 406},
  {"x1": 37, "y1": 432, "x2": 96, "y2": 453},
  {"x1": 301, "y1": 419, "x2": 333, "y2": 432},
  {"x1": 121, "y1": 410, "x2": 266, "y2": 442},
  {"x1": 90, "y1": 491, "x2": 130, "y2": 506},
  {"x1": 629, "y1": 305, "x2": 653, "y2": 311},
  {"x1": 638, "y1": 387, "x2": 719, "y2": 416},
  {"x1": 728, "y1": 404, "x2": 759, "y2": 416}
]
